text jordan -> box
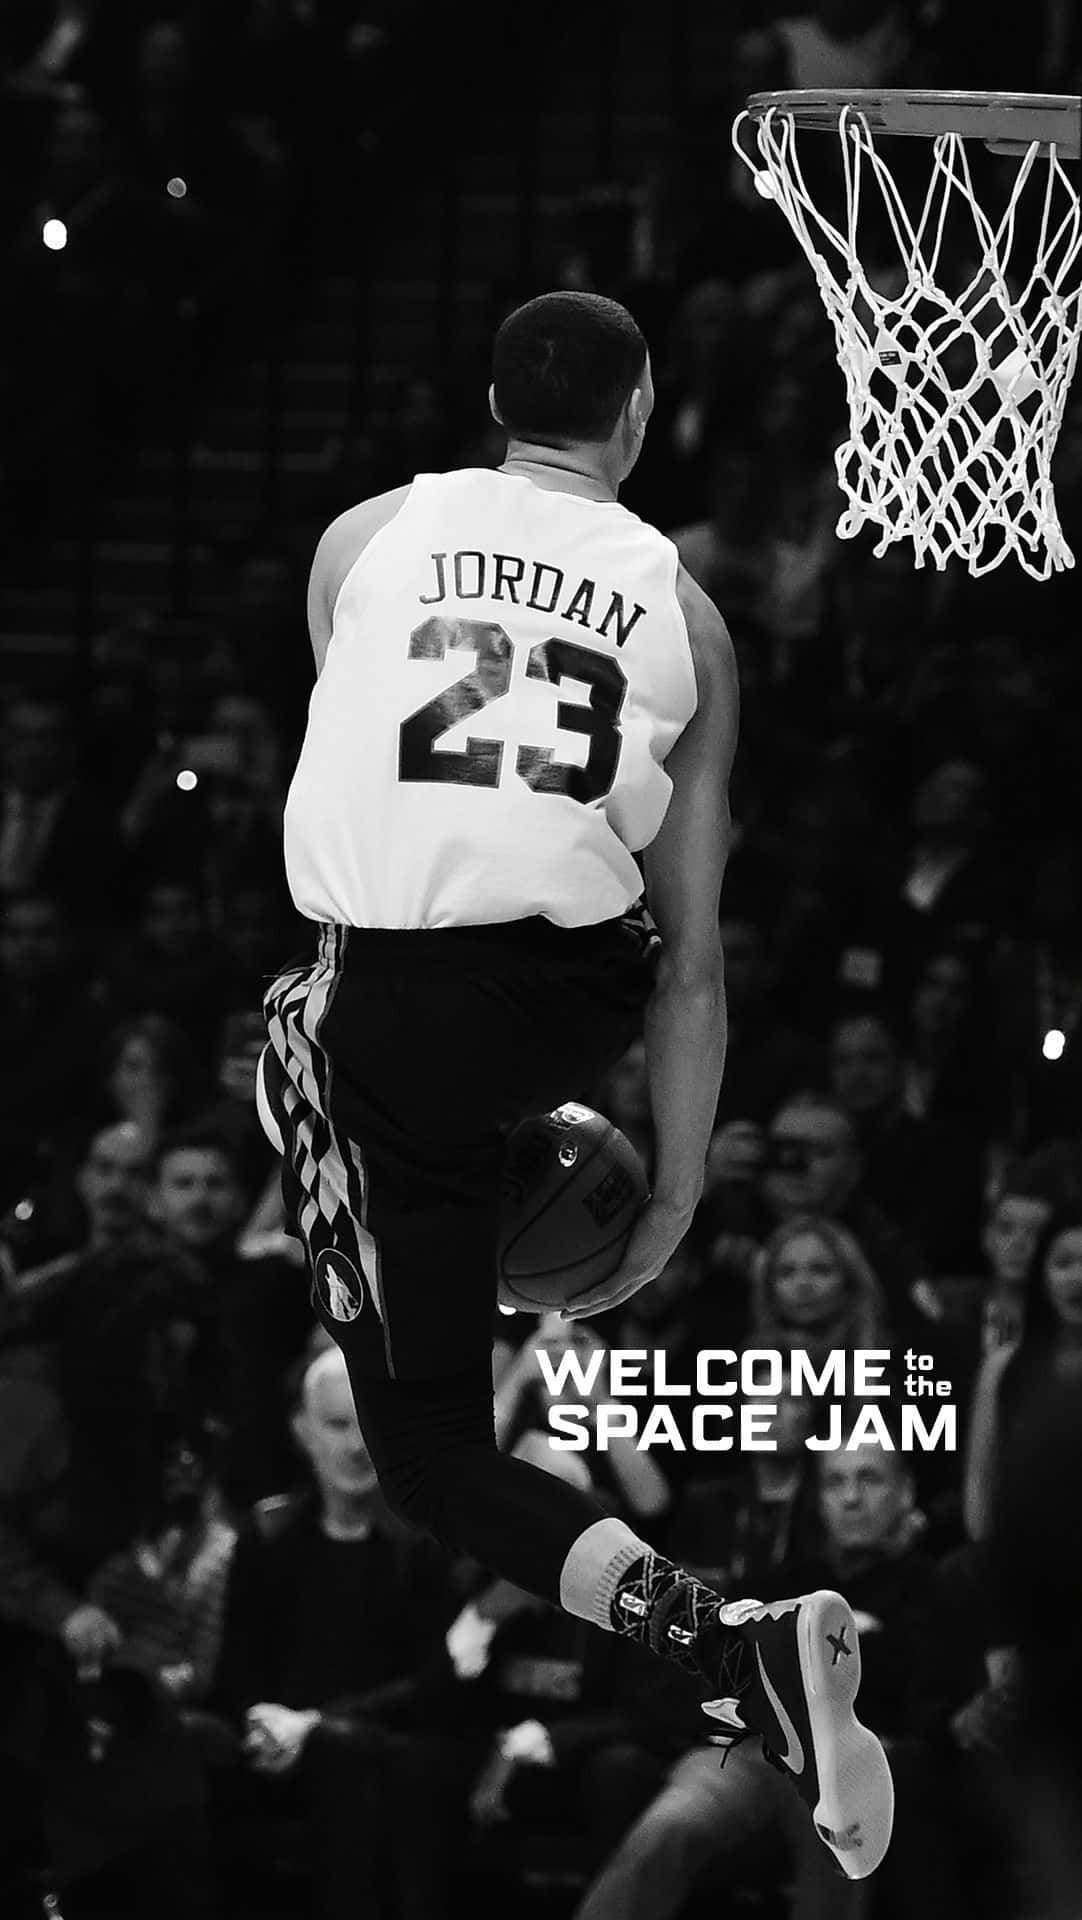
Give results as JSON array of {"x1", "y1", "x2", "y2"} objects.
[{"x1": 419, "y1": 550, "x2": 647, "y2": 649}]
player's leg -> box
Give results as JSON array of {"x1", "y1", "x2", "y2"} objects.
[
  {"x1": 261, "y1": 925, "x2": 892, "y2": 1879},
  {"x1": 334, "y1": 1348, "x2": 892, "y2": 1882}
]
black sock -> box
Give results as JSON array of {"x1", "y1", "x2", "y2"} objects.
[{"x1": 609, "y1": 1549, "x2": 752, "y2": 1693}]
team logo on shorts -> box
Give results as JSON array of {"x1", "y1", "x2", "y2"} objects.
[{"x1": 314, "y1": 1247, "x2": 365, "y2": 1322}]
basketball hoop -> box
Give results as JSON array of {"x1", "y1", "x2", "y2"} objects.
[{"x1": 732, "y1": 90, "x2": 1082, "y2": 578}]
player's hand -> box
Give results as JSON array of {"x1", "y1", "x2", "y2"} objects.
[{"x1": 561, "y1": 1198, "x2": 693, "y2": 1321}]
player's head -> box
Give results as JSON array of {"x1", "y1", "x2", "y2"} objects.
[{"x1": 490, "y1": 291, "x2": 652, "y2": 482}]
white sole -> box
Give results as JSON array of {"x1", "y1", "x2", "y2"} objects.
[{"x1": 799, "y1": 1590, "x2": 895, "y2": 1880}]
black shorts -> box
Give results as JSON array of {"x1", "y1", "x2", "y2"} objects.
[{"x1": 261, "y1": 909, "x2": 657, "y2": 1380}]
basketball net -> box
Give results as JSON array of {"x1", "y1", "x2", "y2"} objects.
[{"x1": 733, "y1": 104, "x2": 1082, "y2": 578}]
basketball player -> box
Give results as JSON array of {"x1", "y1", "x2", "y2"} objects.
[{"x1": 259, "y1": 292, "x2": 893, "y2": 1879}]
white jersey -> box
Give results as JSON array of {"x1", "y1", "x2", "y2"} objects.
[{"x1": 283, "y1": 468, "x2": 699, "y2": 929}]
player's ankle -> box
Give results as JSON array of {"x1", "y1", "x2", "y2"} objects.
[{"x1": 609, "y1": 1550, "x2": 749, "y2": 1684}]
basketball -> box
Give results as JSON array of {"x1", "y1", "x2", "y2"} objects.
[{"x1": 497, "y1": 1102, "x2": 649, "y2": 1312}]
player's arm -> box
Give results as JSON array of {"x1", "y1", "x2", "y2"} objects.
[
  {"x1": 639, "y1": 572, "x2": 737, "y2": 1217},
  {"x1": 306, "y1": 484, "x2": 413, "y2": 677},
  {"x1": 564, "y1": 571, "x2": 738, "y2": 1320}
]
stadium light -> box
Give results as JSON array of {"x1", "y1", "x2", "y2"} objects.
[
  {"x1": 1043, "y1": 1028, "x2": 1067, "y2": 1061},
  {"x1": 42, "y1": 219, "x2": 67, "y2": 251}
]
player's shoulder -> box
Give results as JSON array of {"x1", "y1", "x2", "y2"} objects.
[
  {"x1": 675, "y1": 561, "x2": 736, "y2": 699},
  {"x1": 314, "y1": 482, "x2": 415, "y2": 571},
  {"x1": 310, "y1": 481, "x2": 415, "y2": 615}
]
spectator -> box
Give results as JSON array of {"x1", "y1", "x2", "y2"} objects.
[
  {"x1": 694, "y1": 1091, "x2": 976, "y2": 1552},
  {"x1": 152, "y1": 1125, "x2": 314, "y2": 1508},
  {"x1": 757, "y1": 772, "x2": 920, "y2": 1032},
  {"x1": 892, "y1": 1535, "x2": 1024, "y2": 1920},
  {"x1": 201, "y1": 1008, "x2": 281, "y2": 1205},
  {"x1": 98, "y1": 878, "x2": 230, "y2": 1062},
  {"x1": 828, "y1": 999, "x2": 986, "y2": 1270},
  {"x1": 206, "y1": 1343, "x2": 458, "y2": 1920},
  {"x1": 0, "y1": 1239, "x2": 220, "y2": 1914},
  {"x1": 0, "y1": 1241, "x2": 216, "y2": 1653},
  {"x1": 738, "y1": 0, "x2": 914, "y2": 94},
  {"x1": 65, "y1": 1118, "x2": 155, "y2": 1253},
  {"x1": 95, "y1": 1014, "x2": 202, "y2": 1152},
  {"x1": 6, "y1": 1120, "x2": 156, "y2": 1289},
  {"x1": 977, "y1": 1141, "x2": 1082, "y2": 1351},
  {"x1": 964, "y1": 1207, "x2": 1082, "y2": 1542},
  {"x1": 87, "y1": 1467, "x2": 236, "y2": 1713},
  {"x1": 711, "y1": 902, "x2": 824, "y2": 1127},
  {"x1": 206, "y1": 690, "x2": 288, "y2": 817},
  {"x1": 748, "y1": 1213, "x2": 890, "y2": 1374},
  {"x1": 697, "y1": 1091, "x2": 932, "y2": 1331},
  {"x1": 438, "y1": 1434, "x2": 664, "y2": 1901},
  {"x1": 899, "y1": 940, "x2": 1002, "y2": 1147},
  {"x1": 209, "y1": 544, "x2": 313, "y2": 747},
  {"x1": 621, "y1": 278, "x2": 747, "y2": 527},
  {"x1": 0, "y1": 693, "x2": 125, "y2": 926},
  {"x1": 990, "y1": 1371, "x2": 1082, "y2": 1920},
  {"x1": 217, "y1": 883, "x2": 300, "y2": 1013},
  {"x1": 0, "y1": 889, "x2": 105, "y2": 1207},
  {"x1": 987, "y1": 835, "x2": 1082, "y2": 1151},
  {"x1": 670, "y1": 381, "x2": 838, "y2": 687},
  {"x1": 900, "y1": 758, "x2": 1006, "y2": 951},
  {"x1": 121, "y1": 734, "x2": 284, "y2": 941}
]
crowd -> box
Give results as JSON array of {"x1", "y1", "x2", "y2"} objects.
[{"x1": 3, "y1": 2, "x2": 1082, "y2": 1918}]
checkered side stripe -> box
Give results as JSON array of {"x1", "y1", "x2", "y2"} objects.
[{"x1": 263, "y1": 927, "x2": 390, "y2": 1357}]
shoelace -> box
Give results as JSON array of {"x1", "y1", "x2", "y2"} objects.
[
  {"x1": 700, "y1": 1622, "x2": 758, "y2": 1767},
  {"x1": 702, "y1": 1700, "x2": 788, "y2": 1776}
]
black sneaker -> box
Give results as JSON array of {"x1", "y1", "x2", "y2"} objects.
[{"x1": 700, "y1": 1592, "x2": 894, "y2": 1880}]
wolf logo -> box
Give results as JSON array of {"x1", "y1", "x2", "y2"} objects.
[{"x1": 314, "y1": 1248, "x2": 364, "y2": 1323}]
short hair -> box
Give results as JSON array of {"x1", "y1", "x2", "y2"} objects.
[
  {"x1": 154, "y1": 1123, "x2": 243, "y2": 1183},
  {"x1": 492, "y1": 291, "x2": 648, "y2": 446}
]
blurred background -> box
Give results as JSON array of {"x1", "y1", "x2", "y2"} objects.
[{"x1": 1, "y1": 3, "x2": 1081, "y2": 1919}]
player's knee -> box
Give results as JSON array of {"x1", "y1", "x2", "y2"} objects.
[{"x1": 372, "y1": 1453, "x2": 445, "y2": 1539}]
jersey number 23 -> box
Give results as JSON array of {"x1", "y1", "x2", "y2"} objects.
[{"x1": 397, "y1": 616, "x2": 626, "y2": 804}]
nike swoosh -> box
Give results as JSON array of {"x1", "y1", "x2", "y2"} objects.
[{"x1": 754, "y1": 1645, "x2": 805, "y2": 1775}]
